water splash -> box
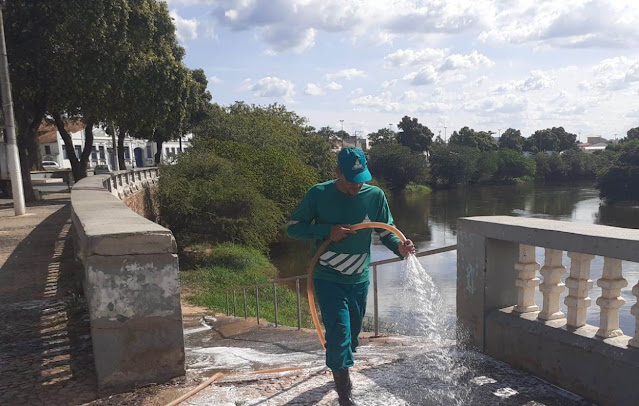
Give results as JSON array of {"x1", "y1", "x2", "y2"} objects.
[{"x1": 393, "y1": 255, "x2": 451, "y2": 342}]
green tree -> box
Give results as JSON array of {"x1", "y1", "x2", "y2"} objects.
[
  {"x1": 368, "y1": 128, "x2": 397, "y2": 146},
  {"x1": 449, "y1": 127, "x2": 498, "y2": 152},
  {"x1": 499, "y1": 128, "x2": 524, "y2": 152},
  {"x1": 496, "y1": 150, "x2": 535, "y2": 179},
  {"x1": 429, "y1": 145, "x2": 478, "y2": 186},
  {"x1": 396, "y1": 116, "x2": 433, "y2": 152},
  {"x1": 597, "y1": 140, "x2": 639, "y2": 201},
  {"x1": 299, "y1": 134, "x2": 336, "y2": 182},
  {"x1": 368, "y1": 143, "x2": 427, "y2": 190},
  {"x1": 527, "y1": 127, "x2": 577, "y2": 153},
  {"x1": 626, "y1": 127, "x2": 639, "y2": 141}
]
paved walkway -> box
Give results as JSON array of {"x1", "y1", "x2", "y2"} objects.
[
  {"x1": 88, "y1": 313, "x2": 594, "y2": 406},
  {"x1": 0, "y1": 195, "x2": 98, "y2": 406}
]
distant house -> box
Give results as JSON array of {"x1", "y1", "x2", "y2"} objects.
[
  {"x1": 37, "y1": 120, "x2": 191, "y2": 169},
  {"x1": 340, "y1": 136, "x2": 368, "y2": 151},
  {"x1": 577, "y1": 135, "x2": 611, "y2": 154}
]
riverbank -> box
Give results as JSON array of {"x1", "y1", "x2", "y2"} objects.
[{"x1": 179, "y1": 243, "x2": 313, "y2": 329}]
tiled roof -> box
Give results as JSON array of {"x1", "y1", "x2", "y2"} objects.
[{"x1": 37, "y1": 119, "x2": 85, "y2": 145}]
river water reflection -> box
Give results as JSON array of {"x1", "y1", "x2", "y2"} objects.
[{"x1": 271, "y1": 182, "x2": 639, "y2": 336}]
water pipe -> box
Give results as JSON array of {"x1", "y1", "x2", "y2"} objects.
[{"x1": 307, "y1": 222, "x2": 407, "y2": 348}]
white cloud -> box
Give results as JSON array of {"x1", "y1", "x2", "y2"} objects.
[
  {"x1": 479, "y1": 0, "x2": 639, "y2": 48},
  {"x1": 350, "y1": 93, "x2": 401, "y2": 112},
  {"x1": 208, "y1": 0, "x2": 494, "y2": 53},
  {"x1": 170, "y1": 10, "x2": 199, "y2": 41},
  {"x1": 626, "y1": 109, "x2": 639, "y2": 118},
  {"x1": 325, "y1": 68, "x2": 367, "y2": 81},
  {"x1": 578, "y1": 56, "x2": 639, "y2": 91},
  {"x1": 439, "y1": 50, "x2": 493, "y2": 71},
  {"x1": 492, "y1": 71, "x2": 555, "y2": 93},
  {"x1": 384, "y1": 48, "x2": 447, "y2": 68},
  {"x1": 464, "y1": 94, "x2": 527, "y2": 115},
  {"x1": 247, "y1": 77, "x2": 295, "y2": 100},
  {"x1": 305, "y1": 83, "x2": 325, "y2": 96},
  {"x1": 326, "y1": 81, "x2": 343, "y2": 91},
  {"x1": 404, "y1": 65, "x2": 438, "y2": 86},
  {"x1": 262, "y1": 26, "x2": 316, "y2": 55},
  {"x1": 208, "y1": 76, "x2": 222, "y2": 84}
]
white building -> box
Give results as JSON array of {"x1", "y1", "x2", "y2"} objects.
[{"x1": 37, "y1": 121, "x2": 191, "y2": 170}]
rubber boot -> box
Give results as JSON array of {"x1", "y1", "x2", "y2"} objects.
[{"x1": 332, "y1": 368, "x2": 357, "y2": 406}]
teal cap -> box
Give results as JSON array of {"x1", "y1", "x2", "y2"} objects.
[{"x1": 337, "y1": 147, "x2": 371, "y2": 183}]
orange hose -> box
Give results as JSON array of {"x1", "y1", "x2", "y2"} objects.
[{"x1": 306, "y1": 222, "x2": 407, "y2": 348}]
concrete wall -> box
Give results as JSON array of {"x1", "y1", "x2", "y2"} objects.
[
  {"x1": 71, "y1": 173, "x2": 184, "y2": 393},
  {"x1": 124, "y1": 185, "x2": 161, "y2": 224},
  {"x1": 457, "y1": 216, "x2": 639, "y2": 406}
]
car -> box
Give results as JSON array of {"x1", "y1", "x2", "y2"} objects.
[
  {"x1": 42, "y1": 161, "x2": 60, "y2": 169},
  {"x1": 93, "y1": 164, "x2": 111, "y2": 175}
]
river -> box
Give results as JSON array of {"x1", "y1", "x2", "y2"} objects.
[{"x1": 271, "y1": 182, "x2": 639, "y2": 336}]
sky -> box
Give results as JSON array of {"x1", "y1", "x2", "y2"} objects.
[{"x1": 163, "y1": 0, "x2": 639, "y2": 141}]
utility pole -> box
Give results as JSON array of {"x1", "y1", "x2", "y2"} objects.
[
  {"x1": 498, "y1": 128, "x2": 501, "y2": 138},
  {"x1": 443, "y1": 126, "x2": 447, "y2": 143},
  {"x1": 0, "y1": 4, "x2": 25, "y2": 215}
]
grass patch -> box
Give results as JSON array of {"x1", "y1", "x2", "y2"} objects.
[
  {"x1": 404, "y1": 183, "x2": 432, "y2": 194},
  {"x1": 180, "y1": 243, "x2": 314, "y2": 328}
]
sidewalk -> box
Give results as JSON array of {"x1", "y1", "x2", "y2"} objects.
[{"x1": 0, "y1": 195, "x2": 98, "y2": 406}]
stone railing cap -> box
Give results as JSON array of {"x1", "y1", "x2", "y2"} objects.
[
  {"x1": 72, "y1": 175, "x2": 176, "y2": 256},
  {"x1": 458, "y1": 216, "x2": 639, "y2": 262}
]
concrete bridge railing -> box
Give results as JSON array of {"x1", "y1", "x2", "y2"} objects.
[
  {"x1": 457, "y1": 216, "x2": 639, "y2": 406},
  {"x1": 71, "y1": 169, "x2": 184, "y2": 393}
]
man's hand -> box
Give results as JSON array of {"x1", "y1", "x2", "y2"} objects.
[
  {"x1": 330, "y1": 224, "x2": 356, "y2": 241},
  {"x1": 399, "y1": 239, "x2": 416, "y2": 257}
]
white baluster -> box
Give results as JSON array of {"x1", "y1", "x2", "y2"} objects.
[
  {"x1": 629, "y1": 281, "x2": 639, "y2": 347},
  {"x1": 596, "y1": 257, "x2": 627, "y2": 338},
  {"x1": 538, "y1": 249, "x2": 566, "y2": 321},
  {"x1": 514, "y1": 244, "x2": 540, "y2": 313},
  {"x1": 564, "y1": 253, "x2": 595, "y2": 328}
]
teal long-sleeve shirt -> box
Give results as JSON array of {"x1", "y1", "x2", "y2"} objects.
[{"x1": 286, "y1": 180, "x2": 403, "y2": 284}]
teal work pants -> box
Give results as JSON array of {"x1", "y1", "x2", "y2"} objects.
[{"x1": 314, "y1": 278, "x2": 370, "y2": 370}]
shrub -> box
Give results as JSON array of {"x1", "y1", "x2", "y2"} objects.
[
  {"x1": 196, "y1": 139, "x2": 318, "y2": 216},
  {"x1": 158, "y1": 151, "x2": 283, "y2": 252}
]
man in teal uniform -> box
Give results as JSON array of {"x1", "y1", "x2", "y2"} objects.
[{"x1": 287, "y1": 147, "x2": 415, "y2": 406}]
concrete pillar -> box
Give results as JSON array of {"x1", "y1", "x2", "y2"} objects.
[
  {"x1": 628, "y1": 282, "x2": 639, "y2": 348},
  {"x1": 514, "y1": 244, "x2": 540, "y2": 313},
  {"x1": 564, "y1": 252, "x2": 594, "y2": 328},
  {"x1": 595, "y1": 257, "x2": 627, "y2": 338},
  {"x1": 538, "y1": 249, "x2": 566, "y2": 321}
]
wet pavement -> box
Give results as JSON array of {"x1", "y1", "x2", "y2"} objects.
[{"x1": 97, "y1": 313, "x2": 592, "y2": 406}]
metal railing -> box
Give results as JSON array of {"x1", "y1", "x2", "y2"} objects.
[{"x1": 224, "y1": 244, "x2": 457, "y2": 336}]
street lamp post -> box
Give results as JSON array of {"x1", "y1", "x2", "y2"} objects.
[
  {"x1": 340, "y1": 119, "x2": 344, "y2": 132},
  {"x1": 498, "y1": 128, "x2": 501, "y2": 138},
  {"x1": 0, "y1": 3, "x2": 26, "y2": 215}
]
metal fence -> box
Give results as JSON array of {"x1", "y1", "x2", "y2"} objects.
[{"x1": 224, "y1": 244, "x2": 457, "y2": 336}]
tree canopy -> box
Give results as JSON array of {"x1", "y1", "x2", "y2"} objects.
[
  {"x1": 367, "y1": 128, "x2": 397, "y2": 146},
  {"x1": 449, "y1": 126, "x2": 498, "y2": 152},
  {"x1": 499, "y1": 128, "x2": 524, "y2": 152},
  {"x1": 396, "y1": 116, "x2": 433, "y2": 152}
]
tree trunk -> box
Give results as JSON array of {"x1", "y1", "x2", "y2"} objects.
[
  {"x1": 14, "y1": 101, "x2": 46, "y2": 202},
  {"x1": 117, "y1": 128, "x2": 127, "y2": 170},
  {"x1": 54, "y1": 112, "x2": 93, "y2": 182},
  {"x1": 155, "y1": 139, "x2": 163, "y2": 165}
]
